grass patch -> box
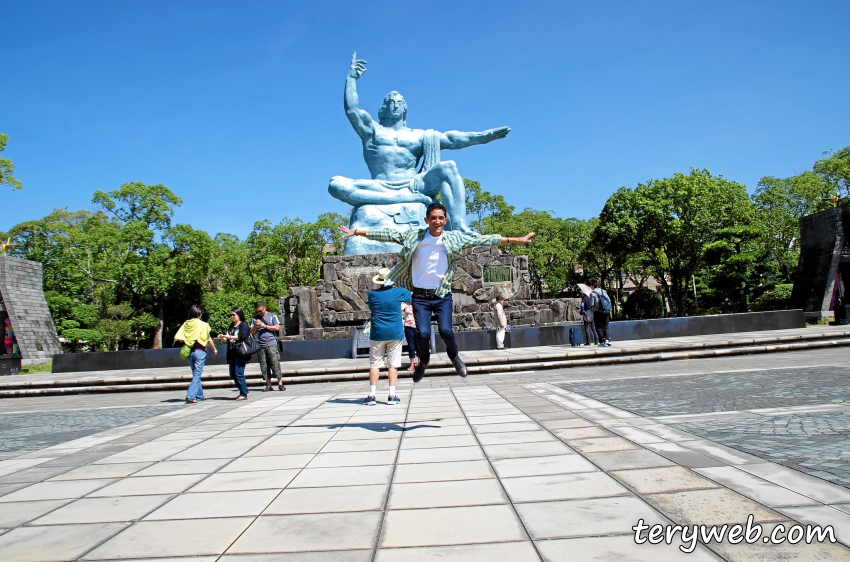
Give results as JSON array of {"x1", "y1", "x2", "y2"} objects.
[{"x1": 18, "y1": 360, "x2": 52, "y2": 374}]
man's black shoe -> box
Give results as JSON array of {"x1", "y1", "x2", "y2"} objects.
[
  {"x1": 413, "y1": 360, "x2": 427, "y2": 383},
  {"x1": 452, "y1": 356, "x2": 468, "y2": 378}
]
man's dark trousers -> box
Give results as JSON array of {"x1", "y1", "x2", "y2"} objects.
[{"x1": 412, "y1": 293, "x2": 457, "y2": 366}]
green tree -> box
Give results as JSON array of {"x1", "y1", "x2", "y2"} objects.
[
  {"x1": 0, "y1": 133, "x2": 22, "y2": 190},
  {"x1": 813, "y1": 146, "x2": 850, "y2": 199},
  {"x1": 703, "y1": 225, "x2": 766, "y2": 312},
  {"x1": 464, "y1": 179, "x2": 514, "y2": 232},
  {"x1": 598, "y1": 168, "x2": 752, "y2": 316}
]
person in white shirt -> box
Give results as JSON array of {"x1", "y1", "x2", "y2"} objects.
[{"x1": 494, "y1": 295, "x2": 508, "y2": 349}]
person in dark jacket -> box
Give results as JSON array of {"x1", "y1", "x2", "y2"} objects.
[
  {"x1": 218, "y1": 307, "x2": 250, "y2": 400},
  {"x1": 580, "y1": 293, "x2": 598, "y2": 346}
]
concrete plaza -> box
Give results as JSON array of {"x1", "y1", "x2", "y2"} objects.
[{"x1": 0, "y1": 343, "x2": 849, "y2": 560}]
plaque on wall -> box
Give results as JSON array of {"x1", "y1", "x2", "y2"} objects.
[{"x1": 483, "y1": 266, "x2": 512, "y2": 284}]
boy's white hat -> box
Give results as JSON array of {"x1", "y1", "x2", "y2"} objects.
[{"x1": 372, "y1": 267, "x2": 393, "y2": 285}]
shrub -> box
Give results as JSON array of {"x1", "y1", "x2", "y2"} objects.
[{"x1": 622, "y1": 287, "x2": 665, "y2": 319}]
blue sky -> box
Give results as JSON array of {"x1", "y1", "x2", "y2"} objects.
[{"x1": 2, "y1": 0, "x2": 848, "y2": 237}]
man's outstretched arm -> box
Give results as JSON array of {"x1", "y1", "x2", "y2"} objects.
[
  {"x1": 339, "y1": 225, "x2": 406, "y2": 245},
  {"x1": 455, "y1": 231, "x2": 536, "y2": 250},
  {"x1": 439, "y1": 127, "x2": 511, "y2": 150},
  {"x1": 344, "y1": 52, "x2": 374, "y2": 139}
]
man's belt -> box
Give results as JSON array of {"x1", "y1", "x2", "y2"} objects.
[{"x1": 413, "y1": 287, "x2": 439, "y2": 297}]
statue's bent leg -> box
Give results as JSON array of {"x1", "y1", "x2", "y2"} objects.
[
  {"x1": 329, "y1": 176, "x2": 431, "y2": 206},
  {"x1": 423, "y1": 161, "x2": 474, "y2": 232}
]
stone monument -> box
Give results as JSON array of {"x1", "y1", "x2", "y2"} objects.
[
  {"x1": 0, "y1": 256, "x2": 62, "y2": 365},
  {"x1": 328, "y1": 53, "x2": 511, "y2": 254}
]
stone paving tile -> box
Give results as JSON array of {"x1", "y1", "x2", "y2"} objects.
[
  {"x1": 393, "y1": 460, "x2": 495, "y2": 483},
  {"x1": 32, "y1": 495, "x2": 173, "y2": 524},
  {"x1": 50, "y1": 462, "x2": 153, "y2": 480},
  {"x1": 265, "y1": 483, "x2": 388, "y2": 514},
  {"x1": 387, "y1": 478, "x2": 508, "y2": 509},
  {"x1": 586, "y1": 449, "x2": 676, "y2": 471},
  {"x1": 643, "y1": 488, "x2": 786, "y2": 526},
  {"x1": 228, "y1": 512, "x2": 382, "y2": 553},
  {"x1": 534, "y1": 534, "x2": 720, "y2": 561},
  {"x1": 144, "y1": 489, "x2": 279, "y2": 519},
  {"x1": 516, "y1": 496, "x2": 669, "y2": 539},
  {"x1": 380, "y1": 505, "x2": 527, "y2": 547},
  {"x1": 492, "y1": 454, "x2": 596, "y2": 478},
  {"x1": 0, "y1": 478, "x2": 115, "y2": 502},
  {"x1": 0, "y1": 499, "x2": 72, "y2": 527},
  {"x1": 374, "y1": 541, "x2": 539, "y2": 562},
  {"x1": 500, "y1": 471, "x2": 629, "y2": 502},
  {"x1": 396, "y1": 446, "x2": 484, "y2": 464},
  {"x1": 188, "y1": 469, "x2": 299, "y2": 492},
  {"x1": 83, "y1": 517, "x2": 254, "y2": 559},
  {"x1": 222, "y1": 552, "x2": 372, "y2": 562},
  {"x1": 612, "y1": 466, "x2": 720, "y2": 495},
  {"x1": 0, "y1": 522, "x2": 128, "y2": 561},
  {"x1": 89, "y1": 474, "x2": 206, "y2": 497},
  {"x1": 288, "y1": 465, "x2": 394, "y2": 487}
]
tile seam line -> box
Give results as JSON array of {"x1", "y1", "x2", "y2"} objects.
[
  {"x1": 213, "y1": 394, "x2": 374, "y2": 561},
  {"x1": 65, "y1": 395, "x2": 319, "y2": 561},
  {"x1": 531, "y1": 383, "x2": 844, "y2": 534},
  {"x1": 451, "y1": 385, "x2": 546, "y2": 562},
  {"x1": 368, "y1": 387, "x2": 413, "y2": 562}
]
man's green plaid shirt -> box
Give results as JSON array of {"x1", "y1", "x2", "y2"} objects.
[{"x1": 364, "y1": 228, "x2": 502, "y2": 297}]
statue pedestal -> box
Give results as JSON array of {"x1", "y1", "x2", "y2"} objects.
[{"x1": 281, "y1": 249, "x2": 580, "y2": 341}]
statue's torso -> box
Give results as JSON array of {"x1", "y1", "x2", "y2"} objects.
[{"x1": 363, "y1": 126, "x2": 425, "y2": 181}]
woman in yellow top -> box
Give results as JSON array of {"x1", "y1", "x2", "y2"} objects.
[{"x1": 174, "y1": 305, "x2": 217, "y2": 404}]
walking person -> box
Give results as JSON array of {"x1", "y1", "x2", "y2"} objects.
[
  {"x1": 401, "y1": 301, "x2": 417, "y2": 371},
  {"x1": 588, "y1": 278, "x2": 611, "y2": 347},
  {"x1": 494, "y1": 295, "x2": 508, "y2": 349},
  {"x1": 251, "y1": 301, "x2": 285, "y2": 392},
  {"x1": 218, "y1": 307, "x2": 250, "y2": 401},
  {"x1": 580, "y1": 292, "x2": 598, "y2": 346},
  {"x1": 174, "y1": 305, "x2": 217, "y2": 404},
  {"x1": 340, "y1": 201, "x2": 535, "y2": 382},
  {"x1": 365, "y1": 268, "x2": 411, "y2": 405}
]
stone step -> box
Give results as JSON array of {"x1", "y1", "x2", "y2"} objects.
[{"x1": 1, "y1": 330, "x2": 848, "y2": 397}]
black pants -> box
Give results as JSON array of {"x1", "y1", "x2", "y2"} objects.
[
  {"x1": 595, "y1": 311, "x2": 609, "y2": 342},
  {"x1": 404, "y1": 326, "x2": 417, "y2": 360},
  {"x1": 412, "y1": 292, "x2": 457, "y2": 365}
]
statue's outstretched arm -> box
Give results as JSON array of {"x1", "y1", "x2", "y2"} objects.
[
  {"x1": 344, "y1": 52, "x2": 373, "y2": 139},
  {"x1": 440, "y1": 127, "x2": 511, "y2": 150}
]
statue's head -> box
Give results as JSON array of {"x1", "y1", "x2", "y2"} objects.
[{"x1": 378, "y1": 91, "x2": 407, "y2": 124}]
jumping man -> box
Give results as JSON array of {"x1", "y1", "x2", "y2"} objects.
[{"x1": 340, "y1": 201, "x2": 534, "y2": 382}]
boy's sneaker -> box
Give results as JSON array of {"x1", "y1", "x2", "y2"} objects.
[
  {"x1": 364, "y1": 395, "x2": 376, "y2": 406},
  {"x1": 387, "y1": 395, "x2": 401, "y2": 405},
  {"x1": 598, "y1": 342, "x2": 607, "y2": 347}
]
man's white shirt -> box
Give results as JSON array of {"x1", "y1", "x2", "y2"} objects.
[{"x1": 412, "y1": 232, "x2": 448, "y2": 289}]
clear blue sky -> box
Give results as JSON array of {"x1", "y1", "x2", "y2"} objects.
[{"x1": 3, "y1": 0, "x2": 848, "y2": 237}]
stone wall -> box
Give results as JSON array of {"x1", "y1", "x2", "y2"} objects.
[
  {"x1": 280, "y1": 248, "x2": 579, "y2": 341},
  {"x1": 790, "y1": 207, "x2": 850, "y2": 318},
  {"x1": 0, "y1": 256, "x2": 63, "y2": 364}
]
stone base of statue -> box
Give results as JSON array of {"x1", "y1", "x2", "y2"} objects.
[
  {"x1": 344, "y1": 203, "x2": 426, "y2": 254},
  {"x1": 279, "y1": 248, "x2": 580, "y2": 341}
]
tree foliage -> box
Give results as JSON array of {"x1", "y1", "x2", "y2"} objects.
[{"x1": 0, "y1": 133, "x2": 22, "y2": 190}]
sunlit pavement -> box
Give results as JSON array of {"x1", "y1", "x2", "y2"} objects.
[{"x1": 1, "y1": 346, "x2": 850, "y2": 560}]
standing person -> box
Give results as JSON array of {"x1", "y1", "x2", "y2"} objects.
[
  {"x1": 580, "y1": 292, "x2": 598, "y2": 346},
  {"x1": 218, "y1": 307, "x2": 250, "y2": 401},
  {"x1": 251, "y1": 301, "x2": 284, "y2": 392},
  {"x1": 494, "y1": 295, "x2": 508, "y2": 349},
  {"x1": 174, "y1": 305, "x2": 217, "y2": 404},
  {"x1": 401, "y1": 301, "x2": 417, "y2": 371},
  {"x1": 340, "y1": 201, "x2": 535, "y2": 382},
  {"x1": 588, "y1": 278, "x2": 611, "y2": 347},
  {"x1": 365, "y1": 268, "x2": 411, "y2": 405}
]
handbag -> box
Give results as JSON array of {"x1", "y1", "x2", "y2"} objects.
[
  {"x1": 180, "y1": 343, "x2": 192, "y2": 360},
  {"x1": 236, "y1": 334, "x2": 261, "y2": 357},
  {"x1": 584, "y1": 309, "x2": 594, "y2": 323}
]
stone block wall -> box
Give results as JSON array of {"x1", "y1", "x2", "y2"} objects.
[
  {"x1": 0, "y1": 256, "x2": 63, "y2": 364},
  {"x1": 280, "y1": 248, "x2": 578, "y2": 341}
]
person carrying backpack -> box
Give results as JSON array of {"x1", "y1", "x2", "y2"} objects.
[{"x1": 588, "y1": 278, "x2": 611, "y2": 347}]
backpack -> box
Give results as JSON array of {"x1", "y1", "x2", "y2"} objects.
[{"x1": 594, "y1": 289, "x2": 612, "y2": 313}]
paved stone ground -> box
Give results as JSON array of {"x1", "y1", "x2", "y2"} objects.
[
  {"x1": 0, "y1": 347, "x2": 849, "y2": 560},
  {"x1": 0, "y1": 405, "x2": 185, "y2": 453}
]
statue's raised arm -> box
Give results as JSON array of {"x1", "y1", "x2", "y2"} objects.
[
  {"x1": 344, "y1": 52, "x2": 374, "y2": 139},
  {"x1": 439, "y1": 126, "x2": 511, "y2": 150}
]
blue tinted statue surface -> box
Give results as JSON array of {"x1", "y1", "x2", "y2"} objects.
[{"x1": 328, "y1": 53, "x2": 511, "y2": 255}]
